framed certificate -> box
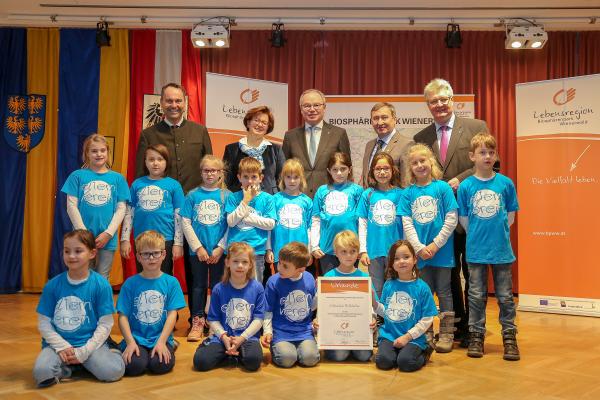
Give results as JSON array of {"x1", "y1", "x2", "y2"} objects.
[{"x1": 317, "y1": 277, "x2": 373, "y2": 350}]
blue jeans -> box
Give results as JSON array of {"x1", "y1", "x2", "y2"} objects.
[
  {"x1": 33, "y1": 344, "x2": 125, "y2": 386},
  {"x1": 420, "y1": 266, "x2": 453, "y2": 312},
  {"x1": 375, "y1": 339, "x2": 426, "y2": 372},
  {"x1": 368, "y1": 256, "x2": 387, "y2": 299},
  {"x1": 124, "y1": 344, "x2": 175, "y2": 376},
  {"x1": 190, "y1": 255, "x2": 225, "y2": 318},
  {"x1": 193, "y1": 339, "x2": 263, "y2": 372},
  {"x1": 93, "y1": 249, "x2": 115, "y2": 280},
  {"x1": 324, "y1": 349, "x2": 372, "y2": 362},
  {"x1": 271, "y1": 339, "x2": 320, "y2": 368},
  {"x1": 467, "y1": 263, "x2": 517, "y2": 334}
]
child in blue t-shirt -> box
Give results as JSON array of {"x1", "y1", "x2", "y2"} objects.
[
  {"x1": 262, "y1": 242, "x2": 319, "y2": 368},
  {"x1": 120, "y1": 144, "x2": 185, "y2": 275},
  {"x1": 321, "y1": 230, "x2": 375, "y2": 362},
  {"x1": 311, "y1": 152, "x2": 363, "y2": 275},
  {"x1": 193, "y1": 242, "x2": 265, "y2": 372},
  {"x1": 399, "y1": 143, "x2": 458, "y2": 353},
  {"x1": 374, "y1": 240, "x2": 437, "y2": 372},
  {"x1": 457, "y1": 133, "x2": 520, "y2": 361},
  {"x1": 61, "y1": 134, "x2": 130, "y2": 279},
  {"x1": 225, "y1": 157, "x2": 276, "y2": 283},
  {"x1": 117, "y1": 231, "x2": 186, "y2": 376},
  {"x1": 181, "y1": 155, "x2": 230, "y2": 342},
  {"x1": 265, "y1": 158, "x2": 313, "y2": 266},
  {"x1": 33, "y1": 230, "x2": 125, "y2": 387},
  {"x1": 358, "y1": 152, "x2": 403, "y2": 299}
]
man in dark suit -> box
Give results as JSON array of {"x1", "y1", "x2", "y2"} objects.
[
  {"x1": 282, "y1": 89, "x2": 351, "y2": 198},
  {"x1": 414, "y1": 78, "x2": 489, "y2": 347},
  {"x1": 360, "y1": 102, "x2": 413, "y2": 187}
]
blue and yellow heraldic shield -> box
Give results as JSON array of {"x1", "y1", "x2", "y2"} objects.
[{"x1": 3, "y1": 94, "x2": 46, "y2": 153}]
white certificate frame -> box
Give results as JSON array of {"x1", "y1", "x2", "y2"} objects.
[{"x1": 317, "y1": 276, "x2": 373, "y2": 350}]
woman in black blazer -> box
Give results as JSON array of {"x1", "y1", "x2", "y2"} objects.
[{"x1": 223, "y1": 105, "x2": 285, "y2": 194}]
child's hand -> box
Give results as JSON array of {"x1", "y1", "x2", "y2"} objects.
[
  {"x1": 312, "y1": 319, "x2": 319, "y2": 333},
  {"x1": 228, "y1": 336, "x2": 246, "y2": 354},
  {"x1": 265, "y1": 250, "x2": 274, "y2": 264},
  {"x1": 260, "y1": 334, "x2": 272, "y2": 348},
  {"x1": 221, "y1": 334, "x2": 235, "y2": 354},
  {"x1": 418, "y1": 247, "x2": 433, "y2": 260},
  {"x1": 172, "y1": 245, "x2": 184, "y2": 260},
  {"x1": 58, "y1": 347, "x2": 77, "y2": 364},
  {"x1": 122, "y1": 342, "x2": 140, "y2": 364},
  {"x1": 360, "y1": 252, "x2": 370, "y2": 266},
  {"x1": 312, "y1": 249, "x2": 324, "y2": 259},
  {"x1": 196, "y1": 247, "x2": 210, "y2": 262},
  {"x1": 393, "y1": 334, "x2": 411, "y2": 349},
  {"x1": 425, "y1": 242, "x2": 439, "y2": 257},
  {"x1": 95, "y1": 232, "x2": 111, "y2": 249},
  {"x1": 120, "y1": 240, "x2": 131, "y2": 259},
  {"x1": 208, "y1": 247, "x2": 224, "y2": 264},
  {"x1": 151, "y1": 341, "x2": 171, "y2": 364},
  {"x1": 369, "y1": 318, "x2": 377, "y2": 331},
  {"x1": 242, "y1": 185, "x2": 258, "y2": 204},
  {"x1": 447, "y1": 177, "x2": 460, "y2": 191}
]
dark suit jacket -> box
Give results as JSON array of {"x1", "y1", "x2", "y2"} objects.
[
  {"x1": 282, "y1": 122, "x2": 351, "y2": 198},
  {"x1": 223, "y1": 142, "x2": 285, "y2": 195},
  {"x1": 361, "y1": 130, "x2": 414, "y2": 188},
  {"x1": 413, "y1": 116, "x2": 489, "y2": 183}
]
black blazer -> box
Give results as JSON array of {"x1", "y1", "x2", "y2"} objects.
[{"x1": 223, "y1": 142, "x2": 286, "y2": 194}]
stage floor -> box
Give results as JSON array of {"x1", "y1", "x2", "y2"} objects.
[{"x1": 1, "y1": 293, "x2": 599, "y2": 399}]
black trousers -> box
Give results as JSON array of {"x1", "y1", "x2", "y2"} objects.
[{"x1": 451, "y1": 231, "x2": 469, "y2": 334}]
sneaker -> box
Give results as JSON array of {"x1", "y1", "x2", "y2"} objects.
[
  {"x1": 467, "y1": 331, "x2": 484, "y2": 358},
  {"x1": 502, "y1": 331, "x2": 520, "y2": 361},
  {"x1": 187, "y1": 316, "x2": 205, "y2": 342},
  {"x1": 435, "y1": 311, "x2": 456, "y2": 353}
]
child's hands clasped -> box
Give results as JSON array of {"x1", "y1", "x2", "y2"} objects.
[
  {"x1": 393, "y1": 334, "x2": 411, "y2": 349},
  {"x1": 260, "y1": 334, "x2": 272, "y2": 348},
  {"x1": 58, "y1": 347, "x2": 81, "y2": 365}
]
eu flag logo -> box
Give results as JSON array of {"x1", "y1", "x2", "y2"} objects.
[{"x1": 3, "y1": 94, "x2": 46, "y2": 153}]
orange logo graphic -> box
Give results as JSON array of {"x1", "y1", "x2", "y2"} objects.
[
  {"x1": 552, "y1": 88, "x2": 576, "y2": 106},
  {"x1": 340, "y1": 321, "x2": 350, "y2": 329},
  {"x1": 240, "y1": 88, "x2": 260, "y2": 104},
  {"x1": 455, "y1": 102, "x2": 465, "y2": 110}
]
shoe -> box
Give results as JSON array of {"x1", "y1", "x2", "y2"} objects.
[
  {"x1": 467, "y1": 331, "x2": 485, "y2": 358},
  {"x1": 502, "y1": 331, "x2": 520, "y2": 361},
  {"x1": 435, "y1": 311, "x2": 456, "y2": 353},
  {"x1": 454, "y1": 330, "x2": 469, "y2": 348},
  {"x1": 173, "y1": 338, "x2": 180, "y2": 352},
  {"x1": 425, "y1": 326, "x2": 435, "y2": 350},
  {"x1": 105, "y1": 336, "x2": 122, "y2": 354},
  {"x1": 423, "y1": 344, "x2": 434, "y2": 364},
  {"x1": 187, "y1": 316, "x2": 205, "y2": 342}
]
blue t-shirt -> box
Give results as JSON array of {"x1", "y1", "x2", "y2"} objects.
[
  {"x1": 264, "y1": 272, "x2": 316, "y2": 344},
  {"x1": 357, "y1": 187, "x2": 404, "y2": 258},
  {"x1": 378, "y1": 278, "x2": 438, "y2": 350},
  {"x1": 128, "y1": 176, "x2": 185, "y2": 241},
  {"x1": 313, "y1": 182, "x2": 364, "y2": 255},
  {"x1": 271, "y1": 192, "x2": 313, "y2": 262},
  {"x1": 36, "y1": 271, "x2": 115, "y2": 348},
  {"x1": 458, "y1": 173, "x2": 519, "y2": 264},
  {"x1": 225, "y1": 191, "x2": 276, "y2": 255},
  {"x1": 61, "y1": 169, "x2": 130, "y2": 250},
  {"x1": 398, "y1": 180, "x2": 458, "y2": 268},
  {"x1": 116, "y1": 273, "x2": 186, "y2": 348},
  {"x1": 207, "y1": 279, "x2": 266, "y2": 343},
  {"x1": 181, "y1": 187, "x2": 230, "y2": 255}
]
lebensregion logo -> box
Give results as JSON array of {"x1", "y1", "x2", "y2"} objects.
[
  {"x1": 532, "y1": 86, "x2": 593, "y2": 127},
  {"x1": 552, "y1": 88, "x2": 576, "y2": 106},
  {"x1": 240, "y1": 88, "x2": 260, "y2": 104}
]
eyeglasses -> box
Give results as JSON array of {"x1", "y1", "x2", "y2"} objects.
[
  {"x1": 374, "y1": 166, "x2": 392, "y2": 173},
  {"x1": 251, "y1": 118, "x2": 269, "y2": 126},
  {"x1": 372, "y1": 115, "x2": 392, "y2": 122},
  {"x1": 427, "y1": 97, "x2": 452, "y2": 106},
  {"x1": 301, "y1": 103, "x2": 324, "y2": 111},
  {"x1": 139, "y1": 250, "x2": 165, "y2": 260},
  {"x1": 202, "y1": 168, "x2": 222, "y2": 174}
]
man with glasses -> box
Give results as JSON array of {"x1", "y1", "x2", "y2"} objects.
[
  {"x1": 282, "y1": 89, "x2": 351, "y2": 198},
  {"x1": 414, "y1": 78, "x2": 489, "y2": 349},
  {"x1": 360, "y1": 102, "x2": 413, "y2": 187}
]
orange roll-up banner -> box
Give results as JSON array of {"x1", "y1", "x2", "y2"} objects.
[{"x1": 516, "y1": 74, "x2": 600, "y2": 317}]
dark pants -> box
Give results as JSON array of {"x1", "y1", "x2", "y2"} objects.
[
  {"x1": 193, "y1": 339, "x2": 263, "y2": 372},
  {"x1": 135, "y1": 240, "x2": 175, "y2": 275},
  {"x1": 190, "y1": 255, "x2": 225, "y2": 318},
  {"x1": 124, "y1": 344, "x2": 175, "y2": 376},
  {"x1": 451, "y1": 231, "x2": 469, "y2": 334},
  {"x1": 375, "y1": 339, "x2": 426, "y2": 372},
  {"x1": 183, "y1": 242, "x2": 194, "y2": 323}
]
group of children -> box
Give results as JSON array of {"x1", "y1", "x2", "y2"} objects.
[{"x1": 34, "y1": 130, "x2": 519, "y2": 387}]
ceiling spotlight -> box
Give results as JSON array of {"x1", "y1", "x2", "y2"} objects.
[
  {"x1": 505, "y1": 25, "x2": 548, "y2": 50},
  {"x1": 96, "y1": 20, "x2": 111, "y2": 47},
  {"x1": 271, "y1": 23, "x2": 286, "y2": 48},
  {"x1": 445, "y1": 23, "x2": 462, "y2": 49},
  {"x1": 191, "y1": 21, "x2": 230, "y2": 48}
]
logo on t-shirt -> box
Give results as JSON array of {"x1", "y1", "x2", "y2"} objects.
[
  {"x1": 134, "y1": 290, "x2": 165, "y2": 325},
  {"x1": 278, "y1": 203, "x2": 304, "y2": 229},
  {"x1": 411, "y1": 195, "x2": 438, "y2": 224},
  {"x1": 195, "y1": 199, "x2": 221, "y2": 226},
  {"x1": 137, "y1": 185, "x2": 165, "y2": 211},
  {"x1": 223, "y1": 298, "x2": 254, "y2": 330},
  {"x1": 371, "y1": 199, "x2": 396, "y2": 226},
  {"x1": 82, "y1": 180, "x2": 113, "y2": 206},
  {"x1": 471, "y1": 189, "x2": 501, "y2": 219},
  {"x1": 324, "y1": 191, "x2": 348, "y2": 216},
  {"x1": 280, "y1": 290, "x2": 311, "y2": 322},
  {"x1": 385, "y1": 291, "x2": 414, "y2": 322},
  {"x1": 53, "y1": 296, "x2": 90, "y2": 331}
]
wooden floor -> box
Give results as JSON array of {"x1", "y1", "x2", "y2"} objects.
[{"x1": 2, "y1": 294, "x2": 600, "y2": 400}]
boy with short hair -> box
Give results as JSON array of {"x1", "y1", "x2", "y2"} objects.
[
  {"x1": 457, "y1": 133, "x2": 520, "y2": 361},
  {"x1": 226, "y1": 157, "x2": 276, "y2": 283},
  {"x1": 261, "y1": 242, "x2": 320, "y2": 368},
  {"x1": 117, "y1": 230, "x2": 186, "y2": 375}
]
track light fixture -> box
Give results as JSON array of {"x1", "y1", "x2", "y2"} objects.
[
  {"x1": 95, "y1": 20, "x2": 111, "y2": 47},
  {"x1": 445, "y1": 23, "x2": 462, "y2": 48},
  {"x1": 191, "y1": 19, "x2": 230, "y2": 48},
  {"x1": 271, "y1": 23, "x2": 286, "y2": 48},
  {"x1": 505, "y1": 23, "x2": 548, "y2": 49}
]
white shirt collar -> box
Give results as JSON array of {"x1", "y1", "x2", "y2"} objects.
[
  {"x1": 239, "y1": 136, "x2": 272, "y2": 146},
  {"x1": 377, "y1": 128, "x2": 396, "y2": 145},
  {"x1": 164, "y1": 117, "x2": 185, "y2": 127},
  {"x1": 434, "y1": 113, "x2": 455, "y2": 133},
  {"x1": 304, "y1": 120, "x2": 324, "y2": 131}
]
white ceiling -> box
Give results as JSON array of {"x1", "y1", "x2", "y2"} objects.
[{"x1": 1, "y1": 0, "x2": 600, "y2": 30}]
